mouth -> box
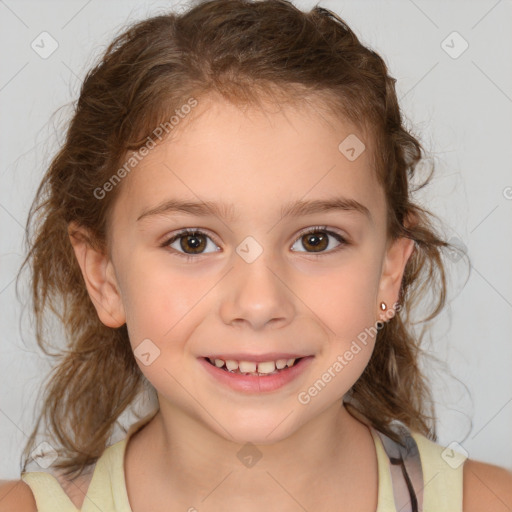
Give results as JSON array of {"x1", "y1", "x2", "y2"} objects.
[{"x1": 199, "y1": 355, "x2": 314, "y2": 393}]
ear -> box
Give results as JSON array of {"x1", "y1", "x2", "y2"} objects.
[
  {"x1": 67, "y1": 221, "x2": 126, "y2": 328},
  {"x1": 377, "y1": 234, "x2": 415, "y2": 319}
]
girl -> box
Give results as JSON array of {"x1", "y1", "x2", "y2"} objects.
[{"x1": 1, "y1": 0, "x2": 511, "y2": 510}]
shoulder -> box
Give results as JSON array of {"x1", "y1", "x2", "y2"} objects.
[
  {"x1": 463, "y1": 458, "x2": 512, "y2": 512},
  {"x1": 0, "y1": 480, "x2": 37, "y2": 512}
]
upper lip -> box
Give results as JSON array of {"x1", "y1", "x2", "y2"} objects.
[{"x1": 202, "y1": 353, "x2": 311, "y2": 363}]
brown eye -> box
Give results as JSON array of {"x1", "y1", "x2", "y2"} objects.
[
  {"x1": 301, "y1": 232, "x2": 328, "y2": 252},
  {"x1": 291, "y1": 227, "x2": 347, "y2": 255},
  {"x1": 162, "y1": 229, "x2": 220, "y2": 256},
  {"x1": 180, "y1": 233, "x2": 207, "y2": 254}
]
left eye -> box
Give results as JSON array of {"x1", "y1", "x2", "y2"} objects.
[{"x1": 290, "y1": 227, "x2": 347, "y2": 254}]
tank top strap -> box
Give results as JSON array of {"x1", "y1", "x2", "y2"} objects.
[
  {"x1": 20, "y1": 471, "x2": 81, "y2": 512},
  {"x1": 409, "y1": 430, "x2": 466, "y2": 511},
  {"x1": 370, "y1": 421, "x2": 467, "y2": 512},
  {"x1": 81, "y1": 409, "x2": 159, "y2": 512},
  {"x1": 20, "y1": 409, "x2": 159, "y2": 512},
  {"x1": 370, "y1": 423, "x2": 424, "y2": 512}
]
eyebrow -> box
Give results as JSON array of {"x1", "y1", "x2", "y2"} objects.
[{"x1": 136, "y1": 197, "x2": 372, "y2": 223}]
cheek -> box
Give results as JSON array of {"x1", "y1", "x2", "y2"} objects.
[
  {"x1": 296, "y1": 273, "x2": 378, "y2": 408},
  {"x1": 300, "y1": 257, "x2": 381, "y2": 337},
  {"x1": 297, "y1": 253, "x2": 382, "y2": 389},
  {"x1": 118, "y1": 254, "x2": 205, "y2": 353},
  {"x1": 120, "y1": 265, "x2": 205, "y2": 398}
]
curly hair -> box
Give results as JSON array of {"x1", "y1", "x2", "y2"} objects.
[{"x1": 17, "y1": 0, "x2": 467, "y2": 479}]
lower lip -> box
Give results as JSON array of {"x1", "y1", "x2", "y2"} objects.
[{"x1": 199, "y1": 356, "x2": 314, "y2": 393}]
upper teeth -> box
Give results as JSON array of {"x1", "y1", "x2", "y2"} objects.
[{"x1": 209, "y1": 357, "x2": 297, "y2": 374}]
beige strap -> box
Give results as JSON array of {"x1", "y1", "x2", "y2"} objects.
[
  {"x1": 21, "y1": 472, "x2": 79, "y2": 512},
  {"x1": 371, "y1": 423, "x2": 424, "y2": 512}
]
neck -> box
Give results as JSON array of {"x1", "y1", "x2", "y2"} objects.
[{"x1": 128, "y1": 400, "x2": 377, "y2": 509}]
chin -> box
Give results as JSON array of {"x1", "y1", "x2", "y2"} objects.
[{"x1": 210, "y1": 408, "x2": 302, "y2": 446}]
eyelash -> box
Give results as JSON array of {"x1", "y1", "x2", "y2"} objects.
[{"x1": 160, "y1": 226, "x2": 349, "y2": 261}]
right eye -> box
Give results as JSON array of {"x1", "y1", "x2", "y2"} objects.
[{"x1": 161, "y1": 228, "x2": 221, "y2": 258}]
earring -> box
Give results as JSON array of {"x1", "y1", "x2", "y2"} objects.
[{"x1": 377, "y1": 301, "x2": 388, "y2": 329}]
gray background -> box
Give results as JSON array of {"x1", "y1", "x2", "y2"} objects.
[{"x1": 1, "y1": 0, "x2": 511, "y2": 478}]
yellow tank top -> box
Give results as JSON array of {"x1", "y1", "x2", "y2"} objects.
[{"x1": 21, "y1": 412, "x2": 467, "y2": 511}]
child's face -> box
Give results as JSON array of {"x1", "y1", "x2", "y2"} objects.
[{"x1": 79, "y1": 93, "x2": 413, "y2": 443}]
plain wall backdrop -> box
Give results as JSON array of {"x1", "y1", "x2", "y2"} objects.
[{"x1": 1, "y1": 0, "x2": 511, "y2": 478}]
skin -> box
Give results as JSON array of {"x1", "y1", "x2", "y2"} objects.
[{"x1": 68, "y1": 91, "x2": 417, "y2": 511}]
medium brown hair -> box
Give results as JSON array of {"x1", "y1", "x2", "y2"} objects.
[{"x1": 18, "y1": 0, "x2": 467, "y2": 478}]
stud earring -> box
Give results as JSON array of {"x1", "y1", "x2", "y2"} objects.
[{"x1": 377, "y1": 301, "x2": 388, "y2": 330}]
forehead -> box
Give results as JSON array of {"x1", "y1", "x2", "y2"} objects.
[{"x1": 110, "y1": 93, "x2": 385, "y2": 229}]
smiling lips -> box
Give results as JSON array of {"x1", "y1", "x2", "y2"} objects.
[{"x1": 200, "y1": 354, "x2": 313, "y2": 392}]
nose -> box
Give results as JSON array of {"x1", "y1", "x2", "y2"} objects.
[{"x1": 218, "y1": 250, "x2": 295, "y2": 331}]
